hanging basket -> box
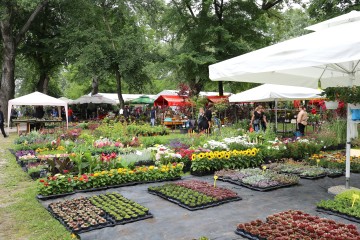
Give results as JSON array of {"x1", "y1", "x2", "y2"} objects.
[{"x1": 324, "y1": 101, "x2": 339, "y2": 110}]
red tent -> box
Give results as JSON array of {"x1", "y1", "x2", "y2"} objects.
[
  {"x1": 154, "y1": 95, "x2": 192, "y2": 107},
  {"x1": 207, "y1": 95, "x2": 229, "y2": 104}
]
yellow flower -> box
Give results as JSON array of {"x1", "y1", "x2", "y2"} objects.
[
  {"x1": 149, "y1": 166, "x2": 155, "y2": 170},
  {"x1": 192, "y1": 154, "x2": 197, "y2": 161},
  {"x1": 198, "y1": 153, "x2": 205, "y2": 159},
  {"x1": 224, "y1": 153, "x2": 231, "y2": 159},
  {"x1": 94, "y1": 173, "x2": 100, "y2": 177}
]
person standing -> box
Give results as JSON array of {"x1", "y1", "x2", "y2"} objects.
[
  {"x1": 251, "y1": 106, "x2": 265, "y2": 132},
  {"x1": 150, "y1": 107, "x2": 156, "y2": 126},
  {"x1": 68, "y1": 107, "x2": 73, "y2": 122},
  {"x1": 198, "y1": 107, "x2": 209, "y2": 132},
  {"x1": 297, "y1": 105, "x2": 308, "y2": 136},
  {"x1": 260, "y1": 107, "x2": 268, "y2": 131},
  {"x1": 0, "y1": 105, "x2": 8, "y2": 138},
  {"x1": 205, "y1": 105, "x2": 212, "y2": 133},
  {"x1": 10, "y1": 106, "x2": 18, "y2": 128}
]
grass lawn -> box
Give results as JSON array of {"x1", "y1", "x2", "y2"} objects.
[{"x1": 0, "y1": 133, "x2": 73, "y2": 240}]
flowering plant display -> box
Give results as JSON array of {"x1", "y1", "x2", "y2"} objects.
[
  {"x1": 148, "y1": 180, "x2": 240, "y2": 210},
  {"x1": 308, "y1": 151, "x2": 360, "y2": 173},
  {"x1": 317, "y1": 189, "x2": 360, "y2": 220},
  {"x1": 215, "y1": 168, "x2": 299, "y2": 190},
  {"x1": 236, "y1": 210, "x2": 360, "y2": 240},
  {"x1": 37, "y1": 163, "x2": 183, "y2": 196},
  {"x1": 190, "y1": 148, "x2": 262, "y2": 173}
]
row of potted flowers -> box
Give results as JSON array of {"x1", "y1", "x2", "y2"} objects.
[
  {"x1": 236, "y1": 210, "x2": 360, "y2": 239},
  {"x1": 38, "y1": 163, "x2": 183, "y2": 197},
  {"x1": 215, "y1": 168, "x2": 299, "y2": 191},
  {"x1": 48, "y1": 192, "x2": 151, "y2": 233},
  {"x1": 148, "y1": 180, "x2": 241, "y2": 210}
]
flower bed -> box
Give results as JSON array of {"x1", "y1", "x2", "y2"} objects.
[
  {"x1": 190, "y1": 148, "x2": 262, "y2": 176},
  {"x1": 48, "y1": 192, "x2": 152, "y2": 233},
  {"x1": 148, "y1": 180, "x2": 241, "y2": 211},
  {"x1": 236, "y1": 210, "x2": 360, "y2": 240},
  {"x1": 215, "y1": 169, "x2": 299, "y2": 191},
  {"x1": 37, "y1": 164, "x2": 183, "y2": 199},
  {"x1": 317, "y1": 189, "x2": 360, "y2": 223}
]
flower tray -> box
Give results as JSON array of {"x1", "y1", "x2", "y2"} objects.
[
  {"x1": 316, "y1": 207, "x2": 360, "y2": 223},
  {"x1": 299, "y1": 173, "x2": 327, "y2": 179},
  {"x1": 219, "y1": 178, "x2": 298, "y2": 192},
  {"x1": 148, "y1": 189, "x2": 241, "y2": 211},
  {"x1": 235, "y1": 228, "x2": 264, "y2": 240},
  {"x1": 48, "y1": 208, "x2": 115, "y2": 234},
  {"x1": 326, "y1": 173, "x2": 344, "y2": 178},
  {"x1": 108, "y1": 213, "x2": 153, "y2": 225},
  {"x1": 37, "y1": 192, "x2": 75, "y2": 201}
]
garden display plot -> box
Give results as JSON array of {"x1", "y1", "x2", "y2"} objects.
[
  {"x1": 148, "y1": 180, "x2": 241, "y2": 210},
  {"x1": 266, "y1": 160, "x2": 342, "y2": 179},
  {"x1": 215, "y1": 169, "x2": 299, "y2": 191},
  {"x1": 235, "y1": 210, "x2": 360, "y2": 240},
  {"x1": 47, "y1": 192, "x2": 152, "y2": 234},
  {"x1": 317, "y1": 189, "x2": 360, "y2": 223}
]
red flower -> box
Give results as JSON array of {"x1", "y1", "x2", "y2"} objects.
[
  {"x1": 39, "y1": 179, "x2": 45, "y2": 182},
  {"x1": 68, "y1": 178, "x2": 72, "y2": 182},
  {"x1": 44, "y1": 182, "x2": 49, "y2": 186},
  {"x1": 63, "y1": 170, "x2": 69, "y2": 174}
]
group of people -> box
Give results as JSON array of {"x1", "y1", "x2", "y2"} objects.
[{"x1": 250, "y1": 104, "x2": 308, "y2": 136}]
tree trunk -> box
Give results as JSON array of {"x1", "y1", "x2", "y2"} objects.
[
  {"x1": 115, "y1": 65, "x2": 125, "y2": 109},
  {"x1": 0, "y1": 0, "x2": 49, "y2": 119},
  {"x1": 0, "y1": 18, "x2": 16, "y2": 120},
  {"x1": 91, "y1": 76, "x2": 99, "y2": 96},
  {"x1": 36, "y1": 72, "x2": 50, "y2": 94}
]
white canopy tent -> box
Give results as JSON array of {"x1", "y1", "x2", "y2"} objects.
[
  {"x1": 229, "y1": 84, "x2": 323, "y2": 131},
  {"x1": 209, "y1": 11, "x2": 360, "y2": 188},
  {"x1": 7, "y1": 92, "x2": 68, "y2": 131}
]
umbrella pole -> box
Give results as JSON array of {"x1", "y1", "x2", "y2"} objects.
[
  {"x1": 275, "y1": 100, "x2": 278, "y2": 133},
  {"x1": 346, "y1": 103, "x2": 351, "y2": 188}
]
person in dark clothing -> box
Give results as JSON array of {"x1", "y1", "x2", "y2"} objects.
[
  {"x1": 251, "y1": 105, "x2": 267, "y2": 132},
  {"x1": 10, "y1": 106, "x2": 18, "y2": 128},
  {"x1": 198, "y1": 107, "x2": 209, "y2": 132},
  {"x1": 0, "y1": 105, "x2": 8, "y2": 138},
  {"x1": 205, "y1": 105, "x2": 212, "y2": 133},
  {"x1": 150, "y1": 107, "x2": 156, "y2": 126}
]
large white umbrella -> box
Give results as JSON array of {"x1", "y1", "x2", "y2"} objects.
[
  {"x1": 72, "y1": 94, "x2": 116, "y2": 105},
  {"x1": 209, "y1": 11, "x2": 360, "y2": 188},
  {"x1": 229, "y1": 84, "x2": 323, "y2": 131}
]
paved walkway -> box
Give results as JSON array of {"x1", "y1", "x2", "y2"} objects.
[{"x1": 39, "y1": 174, "x2": 360, "y2": 240}]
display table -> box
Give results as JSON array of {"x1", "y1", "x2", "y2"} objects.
[
  {"x1": 13, "y1": 119, "x2": 63, "y2": 135},
  {"x1": 163, "y1": 118, "x2": 187, "y2": 131}
]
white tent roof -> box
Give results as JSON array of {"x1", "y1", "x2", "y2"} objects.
[
  {"x1": 7, "y1": 91, "x2": 68, "y2": 130},
  {"x1": 229, "y1": 84, "x2": 323, "y2": 102},
  {"x1": 9, "y1": 92, "x2": 68, "y2": 106}
]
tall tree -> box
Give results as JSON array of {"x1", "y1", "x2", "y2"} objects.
[
  {"x1": 0, "y1": 0, "x2": 49, "y2": 117},
  {"x1": 164, "y1": 0, "x2": 302, "y2": 96}
]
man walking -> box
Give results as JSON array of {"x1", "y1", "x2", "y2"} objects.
[{"x1": 0, "y1": 105, "x2": 8, "y2": 138}]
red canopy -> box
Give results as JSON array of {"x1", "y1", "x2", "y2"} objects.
[
  {"x1": 207, "y1": 95, "x2": 229, "y2": 103},
  {"x1": 154, "y1": 95, "x2": 192, "y2": 107}
]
